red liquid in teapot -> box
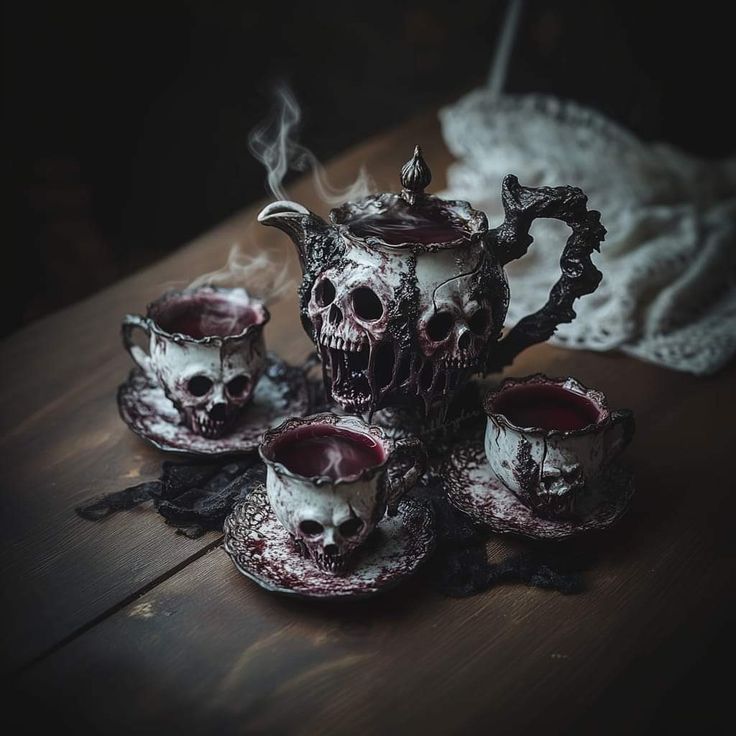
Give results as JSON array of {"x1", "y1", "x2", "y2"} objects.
[
  {"x1": 493, "y1": 385, "x2": 602, "y2": 431},
  {"x1": 273, "y1": 426, "x2": 385, "y2": 481},
  {"x1": 347, "y1": 210, "x2": 466, "y2": 246},
  {"x1": 154, "y1": 292, "x2": 260, "y2": 339}
]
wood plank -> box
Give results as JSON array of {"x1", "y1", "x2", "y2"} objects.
[
  {"x1": 0, "y1": 112, "x2": 444, "y2": 670},
  {"x1": 13, "y1": 348, "x2": 735, "y2": 733}
]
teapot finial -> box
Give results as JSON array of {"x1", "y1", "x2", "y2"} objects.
[{"x1": 400, "y1": 145, "x2": 432, "y2": 205}]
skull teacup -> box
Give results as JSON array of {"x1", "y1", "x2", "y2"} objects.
[
  {"x1": 122, "y1": 287, "x2": 269, "y2": 438},
  {"x1": 259, "y1": 413, "x2": 427, "y2": 572},
  {"x1": 484, "y1": 375, "x2": 634, "y2": 519}
]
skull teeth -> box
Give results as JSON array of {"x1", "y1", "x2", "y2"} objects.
[
  {"x1": 319, "y1": 335, "x2": 367, "y2": 353},
  {"x1": 193, "y1": 416, "x2": 227, "y2": 438},
  {"x1": 311, "y1": 551, "x2": 348, "y2": 573},
  {"x1": 318, "y1": 335, "x2": 474, "y2": 415}
]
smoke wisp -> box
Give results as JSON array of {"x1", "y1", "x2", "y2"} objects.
[
  {"x1": 248, "y1": 83, "x2": 374, "y2": 206},
  {"x1": 187, "y1": 244, "x2": 294, "y2": 305}
]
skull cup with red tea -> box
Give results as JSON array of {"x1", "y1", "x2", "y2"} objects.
[
  {"x1": 484, "y1": 375, "x2": 634, "y2": 519},
  {"x1": 259, "y1": 413, "x2": 426, "y2": 573},
  {"x1": 259, "y1": 146, "x2": 606, "y2": 416},
  {"x1": 122, "y1": 287, "x2": 269, "y2": 438}
]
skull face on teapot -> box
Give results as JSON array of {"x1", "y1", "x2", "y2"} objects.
[{"x1": 260, "y1": 146, "x2": 606, "y2": 415}]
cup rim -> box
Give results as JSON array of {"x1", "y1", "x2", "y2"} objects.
[
  {"x1": 483, "y1": 374, "x2": 612, "y2": 437},
  {"x1": 259, "y1": 412, "x2": 391, "y2": 486},
  {"x1": 142, "y1": 286, "x2": 270, "y2": 345}
]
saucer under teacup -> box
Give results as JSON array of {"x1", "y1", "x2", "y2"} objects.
[
  {"x1": 223, "y1": 485, "x2": 434, "y2": 599},
  {"x1": 441, "y1": 439, "x2": 634, "y2": 540},
  {"x1": 118, "y1": 353, "x2": 309, "y2": 456}
]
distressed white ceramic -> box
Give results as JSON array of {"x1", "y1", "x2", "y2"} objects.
[
  {"x1": 224, "y1": 486, "x2": 434, "y2": 598},
  {"x1": 122, "y1": 287, "x2": 268, "y2": 438},
  {"x1": 484, "y1": 375, "x2": 634, "y2": 519},
  {"x1": 258, "y1": 413, "x2": 426, "y2": 573},
  {"x1": 257, "y1": 146, "x2": 606, "y2": 418}
]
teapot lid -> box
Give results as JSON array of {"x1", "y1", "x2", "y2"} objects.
[{"x1": 330, "y1": 146, "x2": 488, "y2": 250}]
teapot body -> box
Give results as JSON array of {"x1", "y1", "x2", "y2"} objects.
[
  {"x1": 297, "y1": 211, "x2": 509, "y2": 413},
  {"x1": 259, "y1": 147, "x2": 605, "y2": 416}
]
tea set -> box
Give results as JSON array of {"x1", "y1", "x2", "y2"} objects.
[{"x1": 118, "y1": 148, "x2": 635, "y2": 598}]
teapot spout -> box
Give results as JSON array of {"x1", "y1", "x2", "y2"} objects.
[{"x1": 257, "y1": 200, "x2": 331, "y2": 270}]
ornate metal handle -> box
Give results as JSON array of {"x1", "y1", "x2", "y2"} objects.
[
  {"x1": 384, "y1": 436, "x2": 427, "y2": 516},
  {"x1": 486, "y1": 175, "x2": 606, "y2": 372},
  {"x1": 121, "y1": 314, "x2": 152, "y2": 372}
]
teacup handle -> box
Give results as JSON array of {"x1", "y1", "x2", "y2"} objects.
[
  {"x1": 485, "y1": 175, "x2": 607, "y2": 372},
  {"x1": 384, "y1": 436, "x2": 427, "y2": 516},
  {"x1": 605, "y1": 409, "x2": 635, "y2": 461},
  {"x1": 122, "y1": 314, "x2": 152, "y2": 372}
]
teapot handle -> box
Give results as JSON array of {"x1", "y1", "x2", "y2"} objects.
[{"x1": 485, "y1": 175, "x2": 606, "y2": 373}]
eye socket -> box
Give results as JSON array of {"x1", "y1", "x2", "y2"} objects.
[
  {"x1": 426, "y1": 311, "x2": 454, "y2": 341},
  {"x1": 299, "y1": 520, "x2": 324, "y2": 536},
  {"x1": 226, "y1": 375, "x2": 251, "y2": 397},
  {"x1": 339, "y1": 518, "x2": 364, "y2": 538},
  {"x1": 314, "y1": 278, "x2": 336, "y2": 307},
  {"x1": 469, "y1": 308, "x2": 491, "y2": 335},
  {"x1": 351, "y1": 287, "x2": 383, "y2": 321},
  {"x1": 187, "y1": 375, "x2": 213, "y2": 396}
]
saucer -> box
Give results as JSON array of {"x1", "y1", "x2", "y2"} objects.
[
  {"x1": 224, "y1": 485, "x2": 434, "y2": 599},
  {"x1": 441, "y1": 440, "x2": 634, "y2": 540},
  {"x1": 118, "y1": 353, "x2": 309, "y2": 456}
]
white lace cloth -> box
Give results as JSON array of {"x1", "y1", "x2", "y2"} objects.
[{"x1": 440, "y1": 91, "x2": 736, "y2": 375}]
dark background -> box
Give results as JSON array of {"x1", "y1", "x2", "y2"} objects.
[{"x1": 4, "y1": 0, "x2": 734, "y2": 336}]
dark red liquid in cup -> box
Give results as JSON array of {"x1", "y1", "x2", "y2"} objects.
[
  {"x1": 493, "y1": 384, "x2": 602, "y2": 432},
  {"x1": 154, "y1": 293, "x2": 259, "y2": 339},
  {"x1": 272, "y1": 425, "x2": 385, "y2": 481}
]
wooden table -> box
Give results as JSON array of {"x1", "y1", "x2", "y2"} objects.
[{"x1": 1, "y1": 112, "x2": 733, "y2": 734}]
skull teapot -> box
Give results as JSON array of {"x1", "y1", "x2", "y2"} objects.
[{"x1": 259, "y1": 146, "x2": 606, "y2": 416}]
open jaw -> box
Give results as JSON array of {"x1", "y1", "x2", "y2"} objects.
[
  {"x1": 311, "y1": 549, "x2": 349, "y2": 573},
  {"x1": 318, "y1": 338, "x2": 470, "y2": 414},
  {"x1": 190, "y1": 412, "x2": 230, "y2": 438}
]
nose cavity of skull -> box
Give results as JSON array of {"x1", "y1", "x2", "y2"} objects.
[
  {"x1": 187, "y1": 375, "x2": 213, "y2": 397},
  {"x1": 329, "y1": 304, "x2": 343, "y2": 325},
  {"x1": 209, "y1": 403, "x2": 228, "y2": 422},
  {"x1": 458, "y1": 329, "x2": 473, "y2": 352}
]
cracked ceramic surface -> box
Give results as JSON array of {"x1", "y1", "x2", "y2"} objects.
[
  {"x1": 441, "y1": 439, "x2": 634, "y2": 540},
  {"x1": 117, "y1": 353, "x2": 309, "y2": 456},
  {"x1": 223, "y1": 485, "x2": 434, "y2": 599},
  {"x1": 484, "y1": 374, "x2": 634, "y2": 519}
]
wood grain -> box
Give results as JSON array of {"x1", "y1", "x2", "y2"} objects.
[
  {"x1": 2, "y1": 110, "x2": 734, "y2": 733},
  {"x1": 14, "y1": 349, "x2": 736, "y2": 734},
  {"x1": 0, "y1": 113, "x2": 442, "y2": 670}
]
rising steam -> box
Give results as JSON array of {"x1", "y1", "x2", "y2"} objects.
[
  {"x1": 187, "y1": 86, "x2": 365, "y2": 300},
  {"x1": 248, "y1": 83, "x2": 374, "y2": 205},
  {"x1": 187, "y1": 244, "x2": 293, "y2": 305}
]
